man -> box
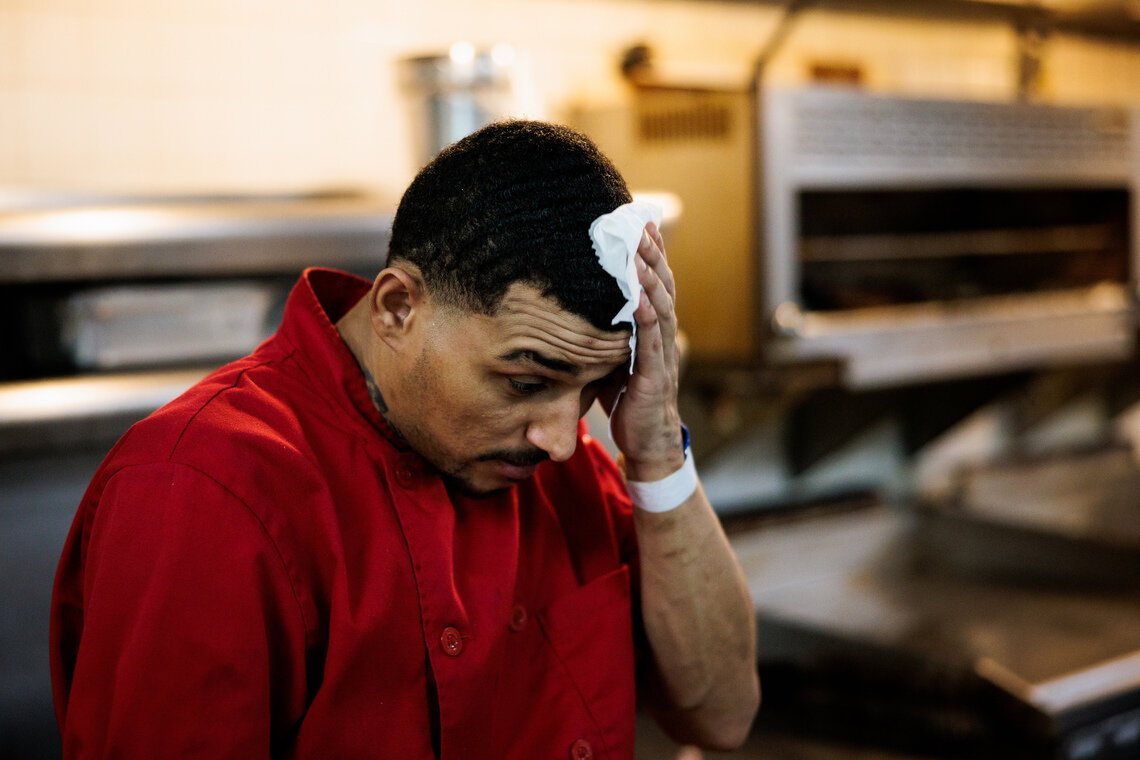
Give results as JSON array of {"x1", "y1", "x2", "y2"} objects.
[{"x1": 50, "y1": 120, "x2": 759, "y2": 758}]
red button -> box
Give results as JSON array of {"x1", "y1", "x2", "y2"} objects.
[
  {"x1": 509, "y1": 603, "x2": 528, "y2": 632},
  {"x1": 440, "y1": 626, "x2": 464, "y2": 656},
  {"x1": 569, "y1": 739, "x2": 593, "y2": 760},
  {"x1": 394, "y1": 463, "x2": 415, "y2": 488}
]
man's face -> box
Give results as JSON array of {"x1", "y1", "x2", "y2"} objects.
[{"x1": 386, "y1": 282, "x2": 632, "y2": 497}]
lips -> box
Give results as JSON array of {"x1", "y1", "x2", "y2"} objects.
[
  {"x1": 492, "y1": 459, "x2": 539, "y2": 481},
  {"x1": 477, "y1": 447, "x2": 549, "y2": 482}
]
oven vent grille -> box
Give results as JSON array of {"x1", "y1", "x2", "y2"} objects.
[
  {"x1": 637, "y1": 98, "x2": 734, "y2": 142},
  {"x1": 785, "y1": 89, "x2": 1130, "y2": 171}
]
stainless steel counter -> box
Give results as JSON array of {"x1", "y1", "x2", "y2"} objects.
[
  {"x1": 0, "y1": 191, "x2": 393, "y2": 282},
  {"x1": 0, "y1": 369, "x2": 209, "y2": 455},
  {"x1": 727, "y1": 499, "x2": 1140, "y2": 758},
  {"x1": 0, "y1": 190, "x2": 394, "y2": 447}
]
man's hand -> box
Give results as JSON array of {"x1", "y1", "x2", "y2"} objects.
[{"x1": 601, "y1": 221, "x2": 686, "y2": 481}]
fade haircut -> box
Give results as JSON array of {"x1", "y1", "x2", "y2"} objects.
[{"x1": 386, "y1": 120, "x2": 633, "y2": 331}]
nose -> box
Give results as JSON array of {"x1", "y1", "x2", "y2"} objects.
[{"x1": 525, "y1": 394, "x2": 580, "y2": 462}]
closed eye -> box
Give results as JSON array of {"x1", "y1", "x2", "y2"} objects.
[{"x1": 508, "y1": 377, "x2": 547, "y2": 395}]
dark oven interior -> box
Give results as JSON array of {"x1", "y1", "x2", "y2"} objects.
[{"x1": 797, "y1": 186, "x2": 1131, "y2": 311}]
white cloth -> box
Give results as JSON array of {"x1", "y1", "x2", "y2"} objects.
[{"x1": 588, "y1": 200, "x2": 663, "y2": 373}]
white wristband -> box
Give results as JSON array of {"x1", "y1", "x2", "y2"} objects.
[{"x1": 626, "y1": 447, "x2": 698, "y2": 513}]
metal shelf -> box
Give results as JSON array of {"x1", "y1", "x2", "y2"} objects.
[
  {"x1": 0, "y1": 368, "x2": 211, "y2": 455},
  {"x1": 800, "y1": 223, "x2": 1119, "y2": 262},
  {"x1": 0, "y1": 193, "x2": 393, "y2": 283}
]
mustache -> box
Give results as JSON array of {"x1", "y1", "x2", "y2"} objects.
[{"x1": 476, "y1": 448, "x2": 551, "y2": 467}]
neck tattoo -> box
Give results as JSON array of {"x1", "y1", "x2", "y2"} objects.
[
  {"x1": 360, "y1": 365, "x2": 405, "y2": 441},
  {"x1": 361, "y1": 366, "x2": 388, "y2": 413}
]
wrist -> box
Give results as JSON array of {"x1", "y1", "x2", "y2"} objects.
[
  {"x1": 621, "y1": 424, "x2": 689, "y2": 482},
  {"x1": 625, "y1": 425, "x2": 697, "y2": 513},
  {"x1": 623, "y1": 451, "x2": 685, "y2": 483}
]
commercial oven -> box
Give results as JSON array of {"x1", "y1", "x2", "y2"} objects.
[{"x1": 574, "y1": 86, "x2": 1138, "y2": 388}]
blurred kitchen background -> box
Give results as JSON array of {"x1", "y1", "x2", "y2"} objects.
[{"x1": 6, "y1": 0, "x2": 1140, "y2": 758}]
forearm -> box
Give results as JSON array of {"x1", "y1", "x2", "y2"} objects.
[
  {"x1": 634, "y1": 481, "x2": 760, "y2": 749},
  {"x1": 608, "y1": 218, "x2": 760, "y2": 746}
]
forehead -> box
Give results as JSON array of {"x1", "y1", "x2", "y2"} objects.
[{"x1": 458, "y1": 282, "x2": 631, "y2": 372}]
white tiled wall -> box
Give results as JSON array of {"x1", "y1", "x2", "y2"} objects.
[{"x1": 3, "y1": 0, "x2": 1140, "y2": 196}]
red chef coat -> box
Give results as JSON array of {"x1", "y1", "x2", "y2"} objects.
[{"x1": 50, "y1": 268, "x2": 641, "y2": 759}]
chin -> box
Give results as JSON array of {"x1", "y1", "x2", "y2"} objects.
[{"x1": 440, "y1": 471, "x2": 515, "y2": 499}]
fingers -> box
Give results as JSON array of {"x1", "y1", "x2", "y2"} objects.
[
  {"x1": 640, "y1": 222, "x2": 676, "y2": 303},
  {"x1": 636, "y1": 226, "x2": 678, "y2": 377},
  {"x1": 632, "y1": 288, "x2": 665, "y2": 383},
  {"x1": 607, "y1": 223, "x2": 684, "y2": 464}
]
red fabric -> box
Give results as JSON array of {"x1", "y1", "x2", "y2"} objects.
[{"x1": 50, "y1": 268, "x2": 640, "y2": 759}]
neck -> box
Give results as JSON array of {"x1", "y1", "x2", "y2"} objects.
[{"x1": 335, "y1": 297, "x2": 394, "y2": 420}]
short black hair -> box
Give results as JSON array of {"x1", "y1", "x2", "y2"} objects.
[{"x1": 387, "y1": 120, "x2": 633, "y2": 331}]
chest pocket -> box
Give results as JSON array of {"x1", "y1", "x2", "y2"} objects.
[
  {"x1": 525, "y1": 565, "x2": 636, "y2": 760},
  {"x1": 493, "y1": 456, "x2": 638, "y2": 759},
  {"x1": 497, "y1": 565, "x2": 638, "y2": 760}
]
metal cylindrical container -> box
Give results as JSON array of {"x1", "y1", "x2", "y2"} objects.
[{"x1": 399, "y1": 43, "x2": 519, "y2": 168}]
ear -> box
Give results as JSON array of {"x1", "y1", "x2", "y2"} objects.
[{"x1": 369, "y1": 266, "x2": 425, "y2": 349}]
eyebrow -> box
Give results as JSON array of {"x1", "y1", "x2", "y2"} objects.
[{"x1": 497, "y1": 349, "x2": 579, "y2": 375}]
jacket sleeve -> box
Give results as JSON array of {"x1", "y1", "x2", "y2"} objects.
[{"x1": 54, "y1": 462, "x2": 310, "y2": 759}]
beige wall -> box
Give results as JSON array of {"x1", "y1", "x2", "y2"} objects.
[{"x1": 3, "y1": 0, "x2": 1140, "y2": 197}]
